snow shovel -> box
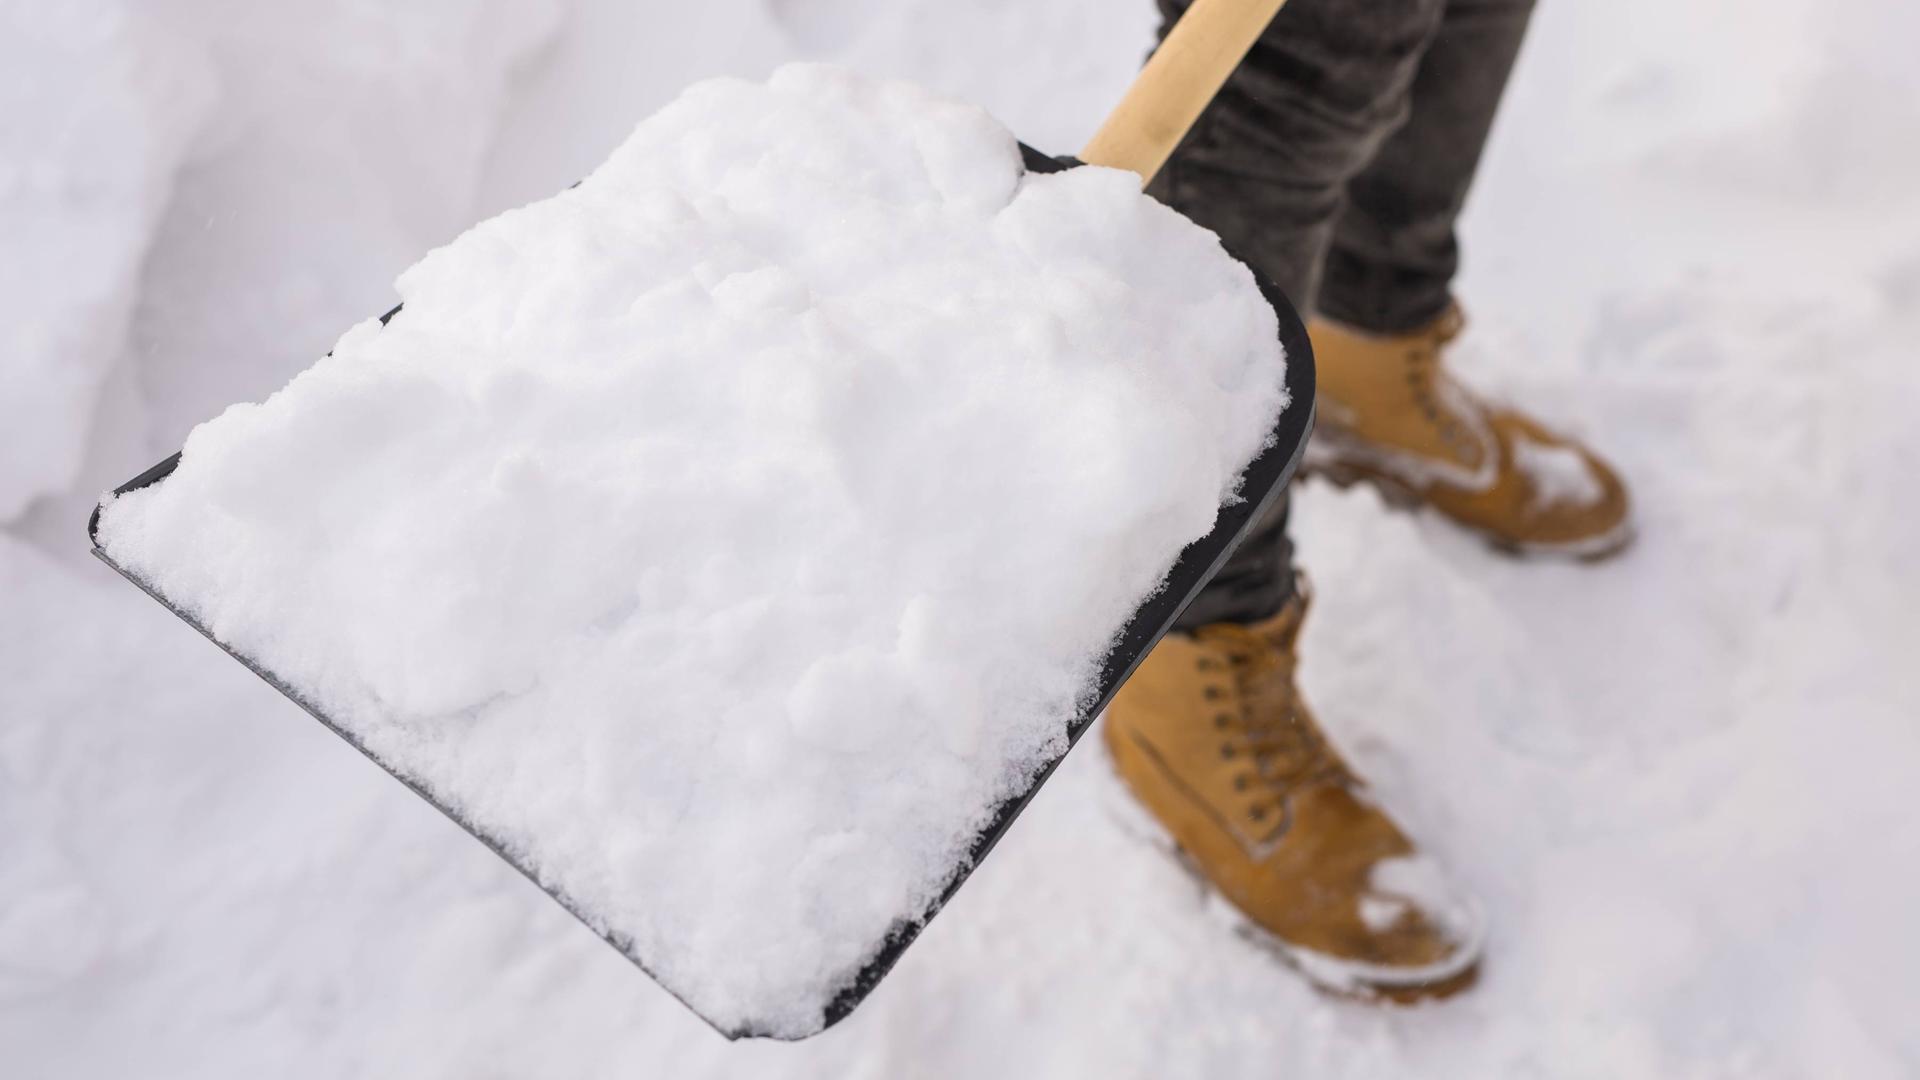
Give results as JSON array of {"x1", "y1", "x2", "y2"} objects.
[{"x1": 89, "y1": 0, "x2": 1309, "y2": 1040}]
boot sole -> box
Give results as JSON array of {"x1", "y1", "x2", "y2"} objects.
[
  {"x1": 1096, "y1": 720, "x2": 1484, "y2": 1004},
  {"x1": 1298, "y1": 452, "x2": 1635, "y2": 564}
]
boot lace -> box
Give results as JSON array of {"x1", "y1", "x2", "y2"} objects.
[
  {"x1": 1192, "y1": 622, "x2": 1350, "y2": 826},
  {"x1": 1402, "y1": 308, "x2": 1479, "y2": 459}
]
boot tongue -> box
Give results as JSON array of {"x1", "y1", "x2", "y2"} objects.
[
  {"x1": 1235, "y1": 581, "x2": 1355, "y2": 789},
  {"x1": 1429, "y1": 303, "x2": 1467, "y2": 347},
  {"x1": 1251, "y1": 575, "x2": 1311, "y2": 655}
]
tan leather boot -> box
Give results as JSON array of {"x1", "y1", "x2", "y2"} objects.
[
  {"x1": 1307, "y1": 306, "x2": 1632, "y2": 559},
  {"x1": 1104, "y1": 579, "x2": 1484, "y2": 999}
]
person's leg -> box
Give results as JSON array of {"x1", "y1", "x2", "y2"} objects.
[
  {"x1": 1299, "y1": 0, "x2": 1633, "y2": 558},
  {"x1": 1157, "y1": 0, "x2": 1447, "y2": 628},
  {"x1": 1147, "y1": 0, "x2": 1447, "y2": 317},
  {"x1": 1317, "y1": 0, "x2": 1536, "y2": 333},
  {"x1": 1111, "y1": 0, "x2": 1485, "y2": 1002}
]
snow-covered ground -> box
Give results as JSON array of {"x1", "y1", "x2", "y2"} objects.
[{"x1": 5, "y1": 0, "x2": 1917, "y2": 1075}]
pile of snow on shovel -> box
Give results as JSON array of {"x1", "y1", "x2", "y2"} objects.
[{"x1": 95, "y1": 63, "x2": 1288, "y2": 1036}]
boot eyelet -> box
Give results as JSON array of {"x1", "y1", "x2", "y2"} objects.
[
  {"x1": 1248, "y1": 805, "x2": 1267, "y2": 821},
  {"x1": 1220, "y1": 744, "x2": 1236, "y2": 760},
  {"x1": 1213, "y1": 713, "x2": 1233, "y2": 729},
  {"x1": 1234, "y1": 774, "x2": 1251, "y2": 791},
  {"x1": 1204, "y1": 686, "x2": 1225, "y2": 701}
]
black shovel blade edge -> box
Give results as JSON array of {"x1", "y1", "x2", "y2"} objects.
[{"x1": 86, "y1": 146, "x2": 1317, "y2": 1040}]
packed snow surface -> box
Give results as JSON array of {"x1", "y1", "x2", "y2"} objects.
[{"x1": 91, "y1": 64, "x2": 1287, "y2": 1036}]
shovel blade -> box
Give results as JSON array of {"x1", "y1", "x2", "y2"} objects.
[{"x1": 87, "y1": 147, "x2": 1316, "y2": 1039}]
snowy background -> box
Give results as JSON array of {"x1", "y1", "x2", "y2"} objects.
[{"x1": 5, "y1": 0, "x2": 1918, "y2": 1075}]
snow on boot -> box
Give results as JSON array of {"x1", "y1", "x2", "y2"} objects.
[
  {"x1": 1305, "y1": 305, "x2": 1632, "y2": 559},
  {"x1": 1103, "y1": 578, "x2": 1484, "y2": 999}
]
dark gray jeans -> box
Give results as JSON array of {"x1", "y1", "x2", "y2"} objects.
[{"x1": 1163, "y1": 0, "x2": 1536, "y2": 629}]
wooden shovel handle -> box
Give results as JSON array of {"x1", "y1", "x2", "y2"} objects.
[{"x1": 1080, "y1": 0, "x2": 1288, "y2": 183}]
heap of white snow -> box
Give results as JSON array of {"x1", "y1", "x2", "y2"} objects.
[
  {"x1": 94, "y1": 63, "x2": 1287, "y2": 1037},
  {"x1": 0, "y1": 2, "x2": 211, "y2": 521}
]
